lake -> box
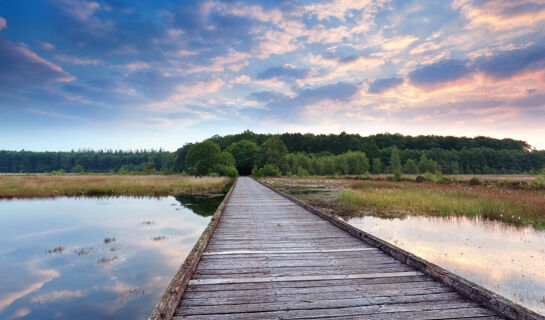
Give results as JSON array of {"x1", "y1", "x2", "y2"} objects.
[
  {"x1": 0, "y1": 195, "x2": 222, "y2": 320},
  {"x1": 347, "y1": 215, "x2": 545, "y2": 315}
]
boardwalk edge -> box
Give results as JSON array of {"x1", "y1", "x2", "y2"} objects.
[
  {"x1": 256, "y1": 178, "x2": 544, "y2": 320},
  {"x1": 149, "y1": 177, "x2": 238, "y2": 320}
]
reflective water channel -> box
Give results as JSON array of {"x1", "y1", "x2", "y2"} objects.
[
  {"x1": 348, "y1": 215, "x2": 545, "y2": 315},
  {"x1": 0, "y1": 195, "x2": 222, "y2": 320}
]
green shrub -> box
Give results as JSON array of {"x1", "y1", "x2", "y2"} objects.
[
  {"x1": 296, "y1": 166, "x2": 309, "y2": 177},
  {"x1": 254, "y1": 164, "x2": 282, "y2": 177},
  {"x1": 361, "y1": 171, "x2": 371, "y2": 180},
  {"x1": 423, "y1": 171, "x2": 434, "y2": 181},
  {"x1": 531, "y1": 170, "x2": 545, "y2": 189},
  {"x1": 218, "y1": 165, "x2": 239, "y2": 178},
  {"x1": 393, "y1": 168, "x2": 402, "y2": 181},
  {"x1": 434, "y1": 170, "x2": 446, "y2": 183}
]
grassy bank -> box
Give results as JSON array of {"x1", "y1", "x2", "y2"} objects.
[
  {"x1": 339, "y1": 180, "x2": 545, "y2": 228},
  {"x1": 0, "y1": 175, "x2": 232, "y2": 199}
]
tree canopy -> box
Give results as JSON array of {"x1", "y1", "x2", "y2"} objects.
[
  {"x1": 185, "y1": 141, "x2": 236, "y2": 176},
  {"x1": 226, "y1": 140, "x2": 260, "y2": 175},
  {"x1": 1, "y1": 131, "x2": 544, "y2": 175}
]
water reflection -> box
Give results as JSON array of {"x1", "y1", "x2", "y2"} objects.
[
  {"x1": 347, "y1": 215, "x2": 545, "y2": 315},
  {"x1": 0, "y1": 196, "x2": 217, "y2": 320},
  {"x1": 174, "y1": 194, "x2": 224, "y2": 217}
]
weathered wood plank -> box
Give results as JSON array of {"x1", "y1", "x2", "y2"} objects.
[
  {"x1": 185, "y1": 276, "x2": 433, "y2": 292},
  {"x1": 175, "y1": 307, "x2": 497, "y2": 320},
  {"x1": 202, "y1": 247, "x2": 375, "y2": 255},
  {"x1": 188, "y1": 271, "x2": 422, "y2": 285},
  {"x1": 177, "y1": 297, "x2": 479, "y2": 316},
  {"x1": 181, "y1": 288, "x2": 457, "y2": 306}
]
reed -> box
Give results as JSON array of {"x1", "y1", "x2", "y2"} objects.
[
  {"x1": 0, "y1": 174, "x2": 232, "y2": 198},
  {"x1": 338, "y1": 180, "x2": 545, "y2": 228}
]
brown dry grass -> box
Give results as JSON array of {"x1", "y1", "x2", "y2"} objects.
[{"x1": 0, "y1": 174, "x2": 232, "y2": 198}]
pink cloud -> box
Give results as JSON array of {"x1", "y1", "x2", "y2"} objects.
[
  {"x1": 0, "y1": 39, "x2": 75, "y2": 90},
  {"x1": 0, "y1": 17, "x2": 6, "y2": 31},
  {"x1": 455, "y1": 0, "x2": 545, "y2": 30}
]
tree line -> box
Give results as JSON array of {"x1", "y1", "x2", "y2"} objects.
[
  {"x1": 1, "y1": 131, "x2": 544, "y2": 175},
  {"x1": 0, "y1": 150, "x2": 173, "y2": 173}
]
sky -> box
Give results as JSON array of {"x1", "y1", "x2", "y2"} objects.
[{"x1": 0, "y1": 0, "x2": 545, "y2": 151}]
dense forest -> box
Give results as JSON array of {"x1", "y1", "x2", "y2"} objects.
[
  {"x1": 0, "y1": 150, "x2": 173, "y2": 173},
  {"x1": 1, "y1": 131, "x2": 544, "y2": 175}
]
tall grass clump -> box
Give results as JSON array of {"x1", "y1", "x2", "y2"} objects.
[
  {"x1": 338, "y1": 180, "x2": 545, "y2": 228},
  {"x1": 531, "y1": 170, "x2": 545, "y2": 189}
]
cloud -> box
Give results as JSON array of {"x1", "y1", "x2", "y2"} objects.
[
  {"x1": 383, "y1": 35, "x2": 419, "y2": 51},
  {"x1": 0, "y1": 17, "x2": 6, "y2": 31},
  {"x1": 264, "y1": 82, "x2": 360, "y2": 119},
  {"x1": 247, "y1": 90, "x2": 288, "y2": 103},
  {"x1": 475, "y1": 45, "x2": 545, "y2": 79},
  {"x1": 148, "y1": 78, "x2": 226, "y2": 109},
  {"x1": 38, "y1": 41, "x2": 55, "y2": 50},
  {"x1": 409, "y1": 60, "x2": 472, "y2": 86},
  {"x1": 368, "y1": 77, "x2": 403, "y2": 93},
  {"x1": 54, "y1": 54, "x2": 101, "y2": 65},
  {"x1": 257, "y1": 64, "x2": 309, "y2": 80},
  {"x1": 60, "y1": 0, "x2": 101, "y2": 21},
  {"x1": 454, "y1": 0, "x2": 545, "y2": 30},
  {"x1": 0, "y1": 39, "x2": 75, "y2": 91},
  {"x1": 31, "y1": 289, "x2": 88, "y2": 304},
  {"x1": 230, "y1": 75, "x2": 251, "y2": 84},
  {"x1": 122, "y1": 61, "x2": 150, "y2": 71}
]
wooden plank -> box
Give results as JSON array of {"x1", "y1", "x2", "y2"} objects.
[
  {"x1": 175, "y1": 300, "x2": 487, "y2": 318},
  {"x1": 185, "y1": 276, "x2": 433, "y2": 292},
  {"x1": 181, "y1": 287, "x2": 456, "y2": 306},
  {"x1": 203, "y1": 247, "x2": 375, "y2": 255},
  {"x1": 175, "y1": 307, "x2": 496, "y2": 320},
  {"x1": 188, "y1": 271, "x2": 422, "y2": 285}
]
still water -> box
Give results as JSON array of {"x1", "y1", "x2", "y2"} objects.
[
  {"x1": 348, "y1": 215, "x2": 545, "y2": 315},
  {"x1": 0, "y1": 195, "x2": 222, "y2": 320}
]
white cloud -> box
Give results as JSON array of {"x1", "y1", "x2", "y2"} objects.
[
  {"x1": 31, "y1": 289, "x2": 88, "y2": 304},
  {"x1": 38, "y1": 41, "x2": 55, "y2": 50},
  {"x1": 149, "y1": 78, "x2": 226, "y2": 109},
  {"x1": 383, "y1": 35, "x2": 419, "y2": 51},
  {"x1": 60, "y1": 0, "x2": 100, "y2": 21}
]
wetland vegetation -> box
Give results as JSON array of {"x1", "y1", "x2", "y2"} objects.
[
  {"x1": 263, "y1": 175, "x2": 545, "y2": 229},
  {"x1": 0, "y1": 175, "x2": 231, "y2": 199}
]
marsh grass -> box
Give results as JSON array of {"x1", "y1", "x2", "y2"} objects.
[
  {"x1": 339, "y1": 180, "x2": 545, "y2": 228},
  {"x1": 0, "y1": 174, "x2": 232, "y2": 198}
]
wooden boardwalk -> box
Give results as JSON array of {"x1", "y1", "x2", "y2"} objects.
[{"x1": 170, "y1": 177, "x2": 507, "y2": 319}]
